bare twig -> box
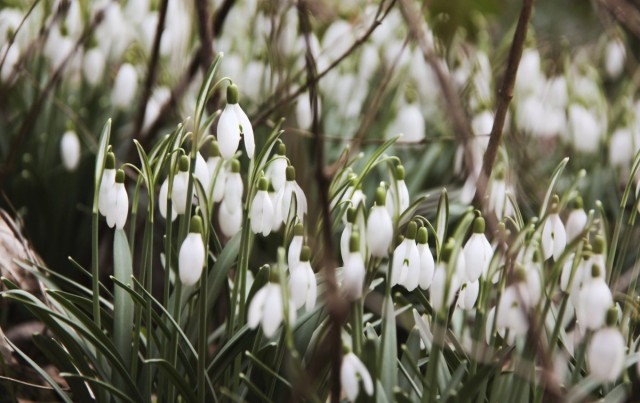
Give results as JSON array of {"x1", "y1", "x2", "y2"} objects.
[
  {"x1": 131, "y1": 0, "x2": 169, "y2": 144},
  {"x1": 597, "y1": 0, "x2": 640, "y2": 40},
  {"x1": 251, "y1": 0, "x2": 397, "y2": 127},
  {"x1": 0, "y1": 0, "x2": 40, "y2": 76},
  {"x1": 474, "y1": 0, "x2": 534, "y2": 206},
  {"x1": 0, "y1": 7, "x2": 106, "y2": 188},
  {"x1": 282, "y1": 126, "x2": 490, "y2": 144},
  {"x1": 297, "y1": 1, "x2": 347, "y2": 401},
  {"x1": 195, "y1": 0, "x2": 214, "y2": 72}
]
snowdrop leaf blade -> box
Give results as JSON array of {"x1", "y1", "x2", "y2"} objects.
[
  {"x1": 539, "y1": 157, "x2": 569, "y2": 218},
  {"x1": 134, "y1": 139, "x2": 155, "y2": 210},
  {"x1": 195, "y1": 52, "x2": 223, "y2": 127},
  {"x1": 435, "y1": 189, "x2": 448, "y2": 256},
  {"x1": 380, "y1": 296, "x2": 397, "y2": 399},
  {"x1": 113, "y1": 229, "x2": 134, "y2": 370},
  {"x1": 93, "y1": 119, "x2": 112, "y2": 212}
]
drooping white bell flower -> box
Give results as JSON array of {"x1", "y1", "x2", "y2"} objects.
[
  {"x1": 541, "y1": 195, "x2": 566, "y2": 261},
  {"x1": 289, "y1": 245, "x2": 317, "y2": 311},
  {"x1": 98, "y1": 152, "x2": 116, "y2": 217},
  {"x1": 206, "y1": 141, "x2": 226, "y2": 203},
  {"x1": 416, "y1": 227, "x2": 435, "y2": 290},
  {"x1": 457, "y1": 280, "x2": 479, "y2": 310},
  {"x1": 587, "y1": 309, "x2": 625, "y2": 383},
  {"x1": 496, "y1": 280, "x2": 530, "y2": 337},
  {"x1": 605, "y1": 39, "x2": 626, "y2": 79},
  {"x1": 343, "y1": 232, "x2": 366, "y2": 300},
  {"x1": 340, "y1": 351, "x2": 374, "y2": 401},
  {"x1": 487, "y1": 167, "x2": 514, "y2": 218},
  {"x1": 366, "y1": 186, "x2": 393, "y2": 258},
  {"x1": 83, "y1": 47, "x2": 105, "y2": 87},
  {"x1": 276, "y1": 165, "x2": 307, "y2": 224},
  {"x1": 340, "y1": 208, "x2": 367, "y2": 262},
  {"x1": 194, "y1": 152, "x2": 210, "y2": 194},
  {"x1": 60, "y1": 130, "x2": 81, "y2": 171},
  {"x1": 265, "y1": 141, "x2": 288, "y2": 192},
  {"x1": 250, "y1": 177, "x2": 274, "y2": 236},
  {"x1": 171, "y1": 156, "x2": 190, "y2": 215},
  {"x1": 159, "y1": 177, "x2": 177, "y2": 222},
  {"x1": 248, "y1": 271, "x2": 296, "y2": 338},
  {"x1": 576, "y1": 265, "x2": 612, "y2": 330},
  {"x1": 287, "y1": 224, "x2": 304, "y2": 269},
  {"x1": 106, "y1": 169, "x2": 129, "y2": 229},
  {"x1": 178, "y1": 216, "x2": 205, "y2": 286},
  {"x1": 609, "y1": 128, "x2": 634, "y2": 168},
  {"x1": 217, "y1": 83, "x2": 254, "y2": 160},
  {"x1": 388, "y1": 102, "x2": 425, "y2": 143},
  {"x1": 222, "y1": 159, "x2": 243, "y2": 213},
  {"x1": 269, "y1": 184, "x2": 283, "y2": 232},
  {"x1": 386, "y1": 164, "x2": 410, "y2": 219},
  {"x1": 112, "y1": 63, "x2": 138, "y2": 108},
  {"x1": 463, "y1": 217, "x2": 493, "y2": 281},
  {"x1": 566, "y1": 197, "x2": 588, "y2": 243},
  {"x1": 218, "y1": 199, "x2": 242, "y2": 238},
  {"x1": 431, "y1": 241, "x2": 462, "y2": 312},
  {"x1": 569, "y1": 104, "x2": 601, "y2": 154},
  {"x1": 590, "y1": 236, "x2": 607, "y2": 275},
  {"x1": 391, "y1": 222, "x2": 421, "y2": 291}
]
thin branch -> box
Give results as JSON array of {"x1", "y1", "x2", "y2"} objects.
[
  {"x1": 297, "y1": 1, "x2": 347, "y2": 401},
  {"x1": 282, "y1": 126, "x2": 490, "y2": 144},
  {"x1": 131, "y1": 0, "x2": 169, "y2": 143},
  {"x1": 0, "y1": 7, "x2": 106, "y2": 188},
  {"x1": 0, "y1": 0, "x2": 40, "y2": 75},
  {"x1": 474, "y1": 0, "x2": 534, "y2": 205},
  {"x1": 251, "y1": 0, "x2": 397, "y2": 127},
  {"x1": 597, "y1": 0, "x2": 640, "y2": 40},
  {"x1": 195, "y1": 0, "x2": 214, "y2": 72}
]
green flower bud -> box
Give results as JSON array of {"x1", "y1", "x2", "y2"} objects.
[
  {"x1": 115, "y1": 169, "x2": 125, "y2": 183},
  {"x1": 227, "y1": 83, "x2": 239, "y2": 104},
  {"x1": 189, "y1": 215, "x2": 203, "y2": 234}
]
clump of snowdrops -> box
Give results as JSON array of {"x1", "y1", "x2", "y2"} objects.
[{"x1": 4, "y1": 52, "x2": 640, "y2": 402}]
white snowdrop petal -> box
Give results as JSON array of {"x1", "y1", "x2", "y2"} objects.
[
  {"x1": 248, "y1": 287, "x2": 268, "y2": 329},
  {"x1": 178, "y1": 233, "x2": 205, "y2": 286},
  {"x1": 233, "y1": 104, "x2": 255, "y2": 159},
  {"x1": 391, "y1": 241, "x2": 407, "y2": 286},
  {"x1": 566, "y1": 209, "x2": 587, "y2": 243},
  {"x1": 171, "y1": 171, "x2": 189, "y2": 214},
  {"x1": 112, "y1": 63, "x2": 138, "y2": 108},
  {"x1": 224, "y1": 172, "x2": 244, "y2": 211},
  {"x1": 289, "y1": 267, "x2": 307, "y2": 309},
  {"x1": 219, "y1": 200, "x2": 243, "y2": 237},
  {"x1": 261, "y1": 285, "x2": 284, "y2": 337},
  {"x1": 114, "y1": 185, "x2": 129, "y2": 229},
  {"x1": 343, "y1": 253, "x2": 365, "y2": 300},
  {"x1": 250, "y1": 191, "x2": 274, "y2": 236},
  {"x1": 194, "y1": 153, "x2": 210, "y2": 193},
  {"x1": 341, "y1": 355, "x2": 359, "y2": 401},
  {"x1": 288, "y1": 236, "x2": 304, "y2": 269},
  {"x1": 98, "y1": 169, "x2": 116, "y2": 216},
  {"x1": 351, "y1": 353, "x2": 374, "y2": 396},
  {"x1": 366, "y1": 206, "x2": 393, "y2": 258},
  {"x1": 305, "y1": 266, "x2": 317, "y2": 310},
  {"x1": 418, "y1": 244, "x2": 435, "y2": 290},
  {"x1": 266, "y1": 158, "x2": 288, "y2": 192},
  {"x1": 61, "y1": 131, "x2": 81, "y2": 171},
  {"x1": 217, "y1": 105, "x2": 241, "y2": 160},
  {"x1": 588, "y1": 327, "x2": 625, "y2": 382}
]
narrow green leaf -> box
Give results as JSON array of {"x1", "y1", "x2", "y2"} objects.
[
  {"x1": 379, "y1": 296, "x2": 397, "y2": 399},
  {"x1": 113, "y1": 230, "x2": 134, "y2": 372},
  {"x1": 539, "y1": 157, "x2": 569, "y2": 218},
  {"x1": 435, "y1": 188, "x2": 449, "y2": 256},
  {"x1": 93, "y1": 119, "x2": 112, "y2": 209}
]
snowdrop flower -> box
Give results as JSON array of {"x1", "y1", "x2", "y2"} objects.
[
  {"x1": 496, "y1": 274, "x2": 530, "y2": 337},
  {"x1": 488, "y1": 168, "x2": 513, "y2": 218},
  {"x1": 431, "y1": 241, "x2": 462, "y2": 313},
  {"x1": 569, "y1": 104, "x2": 601, "y2": 154},
  {"x1": 223, "y1": 159, "x2": 243, "y2": 213},
  {"x1": 288, "y1": 224, "x2": 304, "y2": 269},
  {"x1": 605, "y1": 39, "x2": 626, "y2": 79},
  {"x1": 250, "y1": 177, "x2": 274, "y2": 236},
  {"x1": 60, "y1": 130, "x2": 81, "y2": 171},
  {"x1": 565, "y1": 196, "x2": 588, "y2": 242},
  {"x1": 112, "y1": 63, "x2": 138, "y2": 108},
  {"x1": 340, "y1": 351, "x2": 373, "y2": 401},
  {"x1": 609, "y1": 128, "x2": 634, "y2": 168},
  {"x1": 171, "y1": 156, "x2": 190, "y2": 215},
  {"x1": 83, "y1": 47, "x2": 105, "y2": 87},
  {"x1": 194, "y1": 152, "x2": 210, "y2": 194},
  {"x1": 159, "y1": 177, "x2": 177, "y2": 222},
  {"x1": 343, "y1": 232, "x2": 366, "y2": 300},
  {"x1": 541, "y1": 195, "x2": 566, "y2": 261},
  {"x1": 106, "y1": 169, "x2": 128, "y2": 229},
  {"x1": 417, "y1": 227, "x2": 435, "y2": 290},
  {"x1": 265, "y1": 141, "x2": 288, "y2": 192},
  {"x1": 366, "y1": 186, "x2": 393, "y2": 258},
  {"x1": 289, "y1": 245, "x2": 317, "y2": 311},
  {"x1": 576, "y1": 265, "x2": 613, "y2": 330},
  {"x1": 588, "y1": 308, "x2": 625, "y2": 383},
  {"x1": 98, "y1": 152, "x2": 116, "y2": 216},
  {"x1": 388, "y1": 102, "x2": 425, "y2": 143},
  {"x1": 219, "y1": 198, "x2": 242, "y2": 238},
  {"x1": 269, "y1": 183, "x2": 283, "y2": 232},
  {"x1": 206, "y1": 141, "x2": 225, "y2": 203},
  {"x1": 276, "y1": 166, "x2": 307, "y2": 224},
  {"x1": 463, "y1": 217, "x2": 493, "y2": 281},
  {"x1": 386, "y1": 164, "x2": 410, "y2": 219},
  {"x1": 178, "y1": 216, "x2": 205, "y2": 286},
  {"x1": 457, "y1": 280, "x2": 479, "y2": 310},
  {"x1": 217, "y1": 83, "x2": 254, "y2": 160},
  {"x1": 391, "y1": 222, "x2": 420, "y2": 291},
  {"x1": 248, "y1": 270, "x2": 295, "y2": 338},
  {"x1": 341, "y1": 208, "x2": 367, "y2": 262},
  {"x1": 590, "y1": 235, "x2": 606, "y2": 274}
]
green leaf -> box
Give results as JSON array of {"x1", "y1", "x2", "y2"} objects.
[
  {"x1": 435, "y1": 188, "x2": 449, "y2": 256},
  {"x1": 60, "y1": 374, "x2": 137, "y2": 403},
  {"x1": 539, "y1": 157, "x2": 569, "y2": 218},
  {"x1": 93, "y1": 119, "x2": 112, "y2": 212},
  {"x1": 194, "y1": 53, "x2": 224, "y2": 129},
  {"x1": 3, "y1": 336, "x2": 73, "y2": 403},
  {"x1": 134, "y1": 139, "x2": 155, "y2": 212},
  {"x1": 113, "y1": 230, "x2": 135, "y2": 372},
  {"x1": 379, "y1": 296, "x2": 397, "y2": 400}
]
